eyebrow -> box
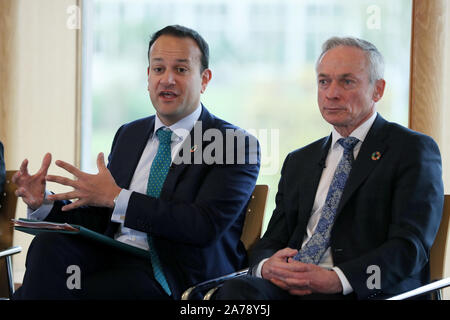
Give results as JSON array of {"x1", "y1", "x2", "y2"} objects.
[
  {"x1": 318, "y1": 73, "x2": 355, "y2": 78},
  {"x1": 151, "y1": 57, "x2": 191, "y2": 64}
]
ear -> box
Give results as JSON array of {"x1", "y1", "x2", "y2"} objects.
[
  {"x1": 372, "y1": 79, "x2": 386, "y2": 102},
  {"x1": 147, "y1": 67, "x2": 151, "y2": 91},
  {"x1": 200, "y1": 69, "x2": 212, "y2": 94}
]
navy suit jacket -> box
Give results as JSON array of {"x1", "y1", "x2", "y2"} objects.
[
  {"x1": 250, "y1": 114, "x2": 444, "y2": 299},
  {"x1": 46, "y1": 106, "x2": 260, "y2": 299}
]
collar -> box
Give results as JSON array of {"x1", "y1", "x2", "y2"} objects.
[
  {"x1": 153, "y1": 104, "x2": 202, "y2": 142},
  {"x1": 331, "y1": 111, "x2": 378, "y2": 149}
]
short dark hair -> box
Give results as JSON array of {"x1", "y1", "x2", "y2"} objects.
[{"x1": 148, "y1": 25, "x2": 209, "y2": 73}]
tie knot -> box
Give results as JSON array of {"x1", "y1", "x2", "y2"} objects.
[
  {"x1": 156, "y1": 128, "x2": 173, "y2": 145},
  {"x1": 337, "y1": 136, "x2": 359, "y2": 153}
]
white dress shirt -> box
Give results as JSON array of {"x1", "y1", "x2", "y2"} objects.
[
  {"x1": 28, "y1": 105, "x2": 202, "y2": 252},
  {"x1": 256, "y1": 112, "x2": 378, "y2": 296}
]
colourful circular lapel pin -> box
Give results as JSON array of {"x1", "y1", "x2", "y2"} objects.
[{"x1": 371, "y1": 151, "x2": 381, "y2": 161}]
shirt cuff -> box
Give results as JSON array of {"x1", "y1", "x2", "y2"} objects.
[
  {"x1": 27, "y1": 190, "x2": 54, "y2": 221},
  {"x1": 110, "y1": 189, "x2": 132, "y2": 223},
  {"x1": 255, "y1": 258, "x2": 270, "y2": 278},
  {"x1": 332, "y1": 266, "x2": 354, "y2": 295}
]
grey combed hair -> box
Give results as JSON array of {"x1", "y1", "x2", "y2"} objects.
[{"x1": 316, "y1": 37, "x2": 385, "y2": 83}]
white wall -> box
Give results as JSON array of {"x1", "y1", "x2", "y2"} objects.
[{"x1": 1, "y1": 0, "x2": 81, "y2": 284}]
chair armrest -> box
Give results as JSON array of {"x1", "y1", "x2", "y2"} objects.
[
  {"x1": 386, "y1": 277, "x2": 450, "y2": 300},
  {"x1": 0, "y1": 246, "x2": 22, "y2": 259},
  {"x1": 0, "y1": 246, "x2": 22, "y2": 299},
  {"x1": 181, "y1": 268, "x2": 249, "y2": 300}
]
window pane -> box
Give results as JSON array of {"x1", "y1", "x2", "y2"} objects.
[{"x1": 82, "y1": 0, "x2": 412, "y2": 231}]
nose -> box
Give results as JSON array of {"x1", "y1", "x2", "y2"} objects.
[
  {"x1": 161, "y1": 70, "x2": 176, "y2": 86},
  {"x1": 325, "y1": 81, "x2": 341, "y2": 100}
]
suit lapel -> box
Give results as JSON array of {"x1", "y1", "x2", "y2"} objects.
[
  {"x1": 298, "y1": 135, "x2": 332, "y2": 220},
  {"x1": 290, "y1": 135, "x2": 331, "y2": 248},
  {"x1": 112, "y1": 117, "x2": 154, "y2": 189},
  {"x1": 336, "y1": 114, "x2": 389, "y2": 215},
  {"x1": 105, "y1": 117, "x2": 153, "y2": 238},
  {"x1": 160, "y1": 105, "x2": 214, "y2": 197}
]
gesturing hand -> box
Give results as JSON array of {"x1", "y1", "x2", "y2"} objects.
[
  {"x1": 13, "y1": 153, "x2": 52, "y2": 210},
  {"x1": 46, "y1": 152, "x2": 122, "y2": 211}
]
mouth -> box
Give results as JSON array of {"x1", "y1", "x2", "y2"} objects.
[
  {"x1": 323, "y1": 106, "x2": 345, "y2": 112},
  {"x1": 159, "y1": 90, "x2": 178, "y2": 101}
]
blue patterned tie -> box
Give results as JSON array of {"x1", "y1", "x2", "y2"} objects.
[
  {"x1": 294, "y1": 136, "x2": 359, "y2": 264},
  {"x1": 146, "y1": 128, "x2": 173, "y2": 296}
]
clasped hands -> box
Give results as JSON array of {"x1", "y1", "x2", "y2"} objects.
[
  {"x1": 261, "y1": 248, "x2": 343, "y2": 296},
  {"x1": 13, "y1": 153, "x2": 122, "y2": 211}
]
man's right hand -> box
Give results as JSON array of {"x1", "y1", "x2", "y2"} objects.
[
  {"x1": 261, "y1": 248, "x2": 299, "y2": 282},
  {"x1": 13, "y1": 153, "x2": 52, "y2": 210}
]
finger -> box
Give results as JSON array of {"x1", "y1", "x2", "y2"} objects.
[
  {"x1": 270, "y1": 278, "x2": 290, "y2": 291},
  {"x1": 284, "y1": 277, "x2": 311, "y2": 289},
  {"x1": 289, "y1": 288, "x2": 312, "y2": 296},
  {"x1": 269, "y1": 265, "x2": 305, "y2": 282},
  {"x1": 97, "y1": 152, "x2": 107, "y2": 171},
  {"x1": 19, "y1": 159, "x2": 29, "y2": 176},
  {"x1": 46, "y1": 175, "x2": 77, "y2": 188},
  {"x1": 16, "y1": 187, "x2": 37, "y2": 200},
  {"x1": 15, "y1": 187, "x2": 29, "y2": 198},
  {"x1": 47, "y1": 191, "x2": 80, "y2": 202},
  {"x1": 264, "y1": 263, "x2": 299, "y2": 283},
  {"x1": 285, "y1": 259, "x2": 312, "y2": 272},
  {"x1": 16, "y1": 187, "x2": 42, "y2": 209},
  {"x1": 263, "y1": 252, "x2": 297, "y2": 277},
  {"x1": 12, "y1": 170, "x2": 22, "y2": 184},
  {"x1": 54, "y1": 160, "x2": 83, "y2": 177},
  {"x1": 61, "y1": 199, "x2": 87, "y2": 212},
  {"x1": 273, "y1": 263, "x2": 313, "y2": 281},
  {"x1": 284, "y1": 278, "x2": 312, "y2": 296},
  {"x1": 37, "y1": 153, "x2": 52, "y2": 176}
]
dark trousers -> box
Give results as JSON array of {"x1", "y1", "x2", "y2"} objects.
[
  {"x1": 214, "y1": 275, "x2": 356, "y2": 300},
  {"x1": 13, "y1": 233, "x2": 171, "y2": 300}
]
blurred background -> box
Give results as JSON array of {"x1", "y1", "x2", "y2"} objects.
[{"x1": 81, "y1": 0, "x2": 412, "y2": 230}]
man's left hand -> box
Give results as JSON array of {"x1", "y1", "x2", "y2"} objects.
[
  {"x1": 46, "y1": 152, "x2": 122, "y2": 211},
  {"x1": 272, "y1": 258, "x2": 343, "y2": 296}
]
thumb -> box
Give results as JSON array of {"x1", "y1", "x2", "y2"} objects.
[{"x1": 275, "y1": 247, "x2": 299, "y2": 260}]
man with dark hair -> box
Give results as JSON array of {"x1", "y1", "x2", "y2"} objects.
[
  {"x1": 148, "y1": 25, "x2": 209, "y2": 73},
  {"x1": 12, "y1": 25, "x2": 259, "y2": 300},
  {"x1": 215, "y1": 37, "x2": 444, "y2": 300},
  {"x1": 0, "y1": 141, "x2": 5, "y2": 194}
]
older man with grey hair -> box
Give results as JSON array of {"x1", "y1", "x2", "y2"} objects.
[{"x1": 215, "y1": 37, "x2": 444, "y2": 300}]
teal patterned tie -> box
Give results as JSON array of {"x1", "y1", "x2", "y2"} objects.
[
  {"x1": 294, "y1": 136, "x2": 359, "y2": 264},
  {"x1": 146, "y1": 128, "x2": 173, "y2": 296}
]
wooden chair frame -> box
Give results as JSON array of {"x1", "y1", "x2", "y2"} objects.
[{"x1": 181, "y1": 184, "x2": 269, "y2": 300}]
